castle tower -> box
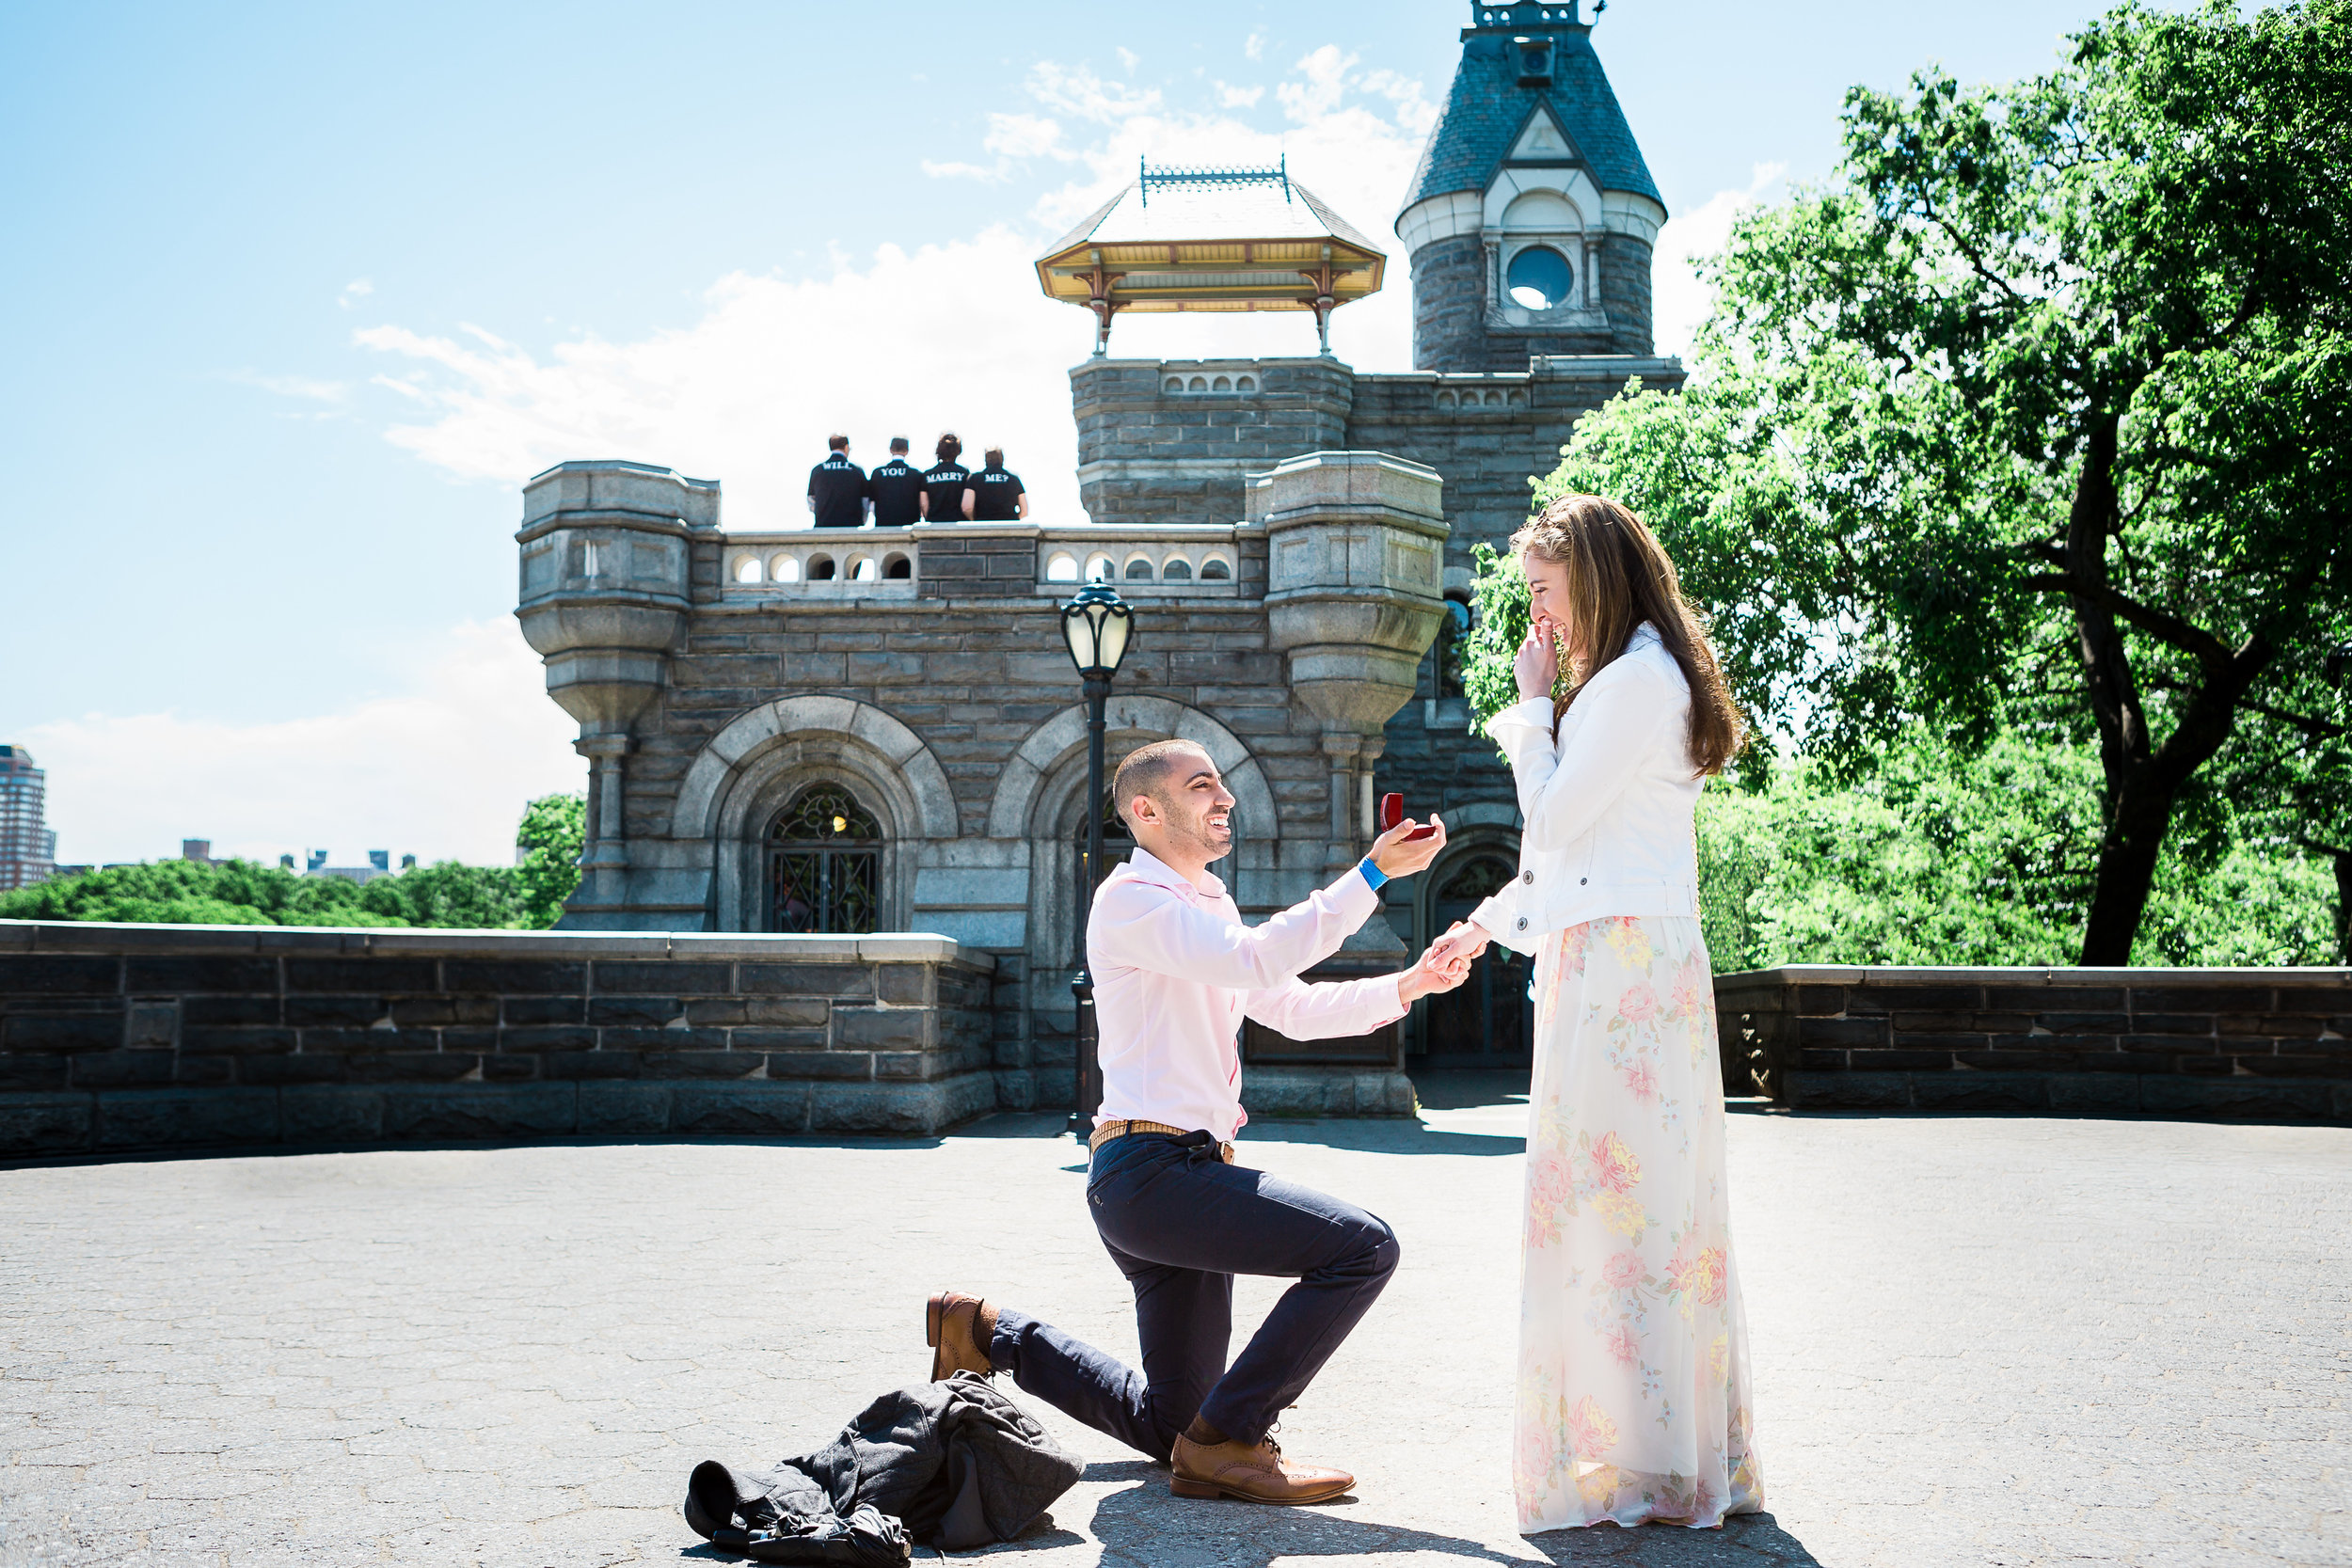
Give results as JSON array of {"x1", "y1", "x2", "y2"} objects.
[{"x1": 1396, "y1": 1, "x2": 1667, "y2": 371}]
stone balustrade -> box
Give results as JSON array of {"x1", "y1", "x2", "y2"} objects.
[{"x1": 711, "y1": 523, "x2": 1247, "y2": 600}]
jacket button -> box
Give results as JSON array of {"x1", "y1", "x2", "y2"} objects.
[
  {"x1": 1516, "y1": 916, "x2": 1529, "y2": 930},
  {"x1": 1580, "y1": 877, "x2": 1588, "y2": 885},
  {"x1": 1521, "y1": 870, "x2": 1534, "y2": 885}
]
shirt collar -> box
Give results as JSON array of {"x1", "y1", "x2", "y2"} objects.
[{"x1": 1120, "y1": 845, "x2": 1225, "y2": 901}]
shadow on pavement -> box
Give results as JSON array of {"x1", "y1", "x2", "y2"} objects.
[
  {"x1": 1245, "y1": 1119, "x2": 1526, "y2": 1157},
  {"x1": 1413, "y1": 1069, "x2": 1534, "y2": 1110},
  {"x1": 1060, "y1": 1465, "x2": 1822, "y2": 1565}
]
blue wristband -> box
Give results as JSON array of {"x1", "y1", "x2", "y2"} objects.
[{"x1": 1358, "y1": 856, "x2": 1389, "y2": 893}]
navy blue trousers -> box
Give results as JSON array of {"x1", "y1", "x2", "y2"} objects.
[{"x1": 988, "y1": 1130, "x2": 1401, "y2": 1461}]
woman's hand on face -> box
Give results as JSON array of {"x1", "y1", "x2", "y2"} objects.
[{"x1": 1514, "y1": 617, "x2": 1561, "y2": 702}]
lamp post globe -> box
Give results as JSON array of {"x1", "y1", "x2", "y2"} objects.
[
  {"x1": 1060, "y1": 580, "x2": 1134, "y2": 1135},
  {"x1": 1060, "y1": 579, "x2": 1134, "y2": 679}
]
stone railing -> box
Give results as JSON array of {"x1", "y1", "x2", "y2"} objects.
[
  {"x1": 1716, "y1": 965, "x2": 2352, "y2": 1122},
  {"x1": 0, "y1": 921, "x2": 997, "y2": 1159},
  {"x1": 712, "y1": 522, "x2": 1248, "y2": 600}
]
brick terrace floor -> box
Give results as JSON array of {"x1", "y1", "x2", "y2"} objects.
[{"x1": 1, "y1": 1082, "x2": 2346, "y2": 1567}]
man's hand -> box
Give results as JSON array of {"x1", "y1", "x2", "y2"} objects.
[
  {"x1": 1369, "y1": 814, "x2": 1447, "y2": 879},
  {"x1": 1396, "y1": 929, "x2": 1476, "y2": 1006},
  {"x1": 1424, "y1": 919, "x2": 1492, "y2": 975}
]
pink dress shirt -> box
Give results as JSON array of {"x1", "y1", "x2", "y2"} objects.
[{"x1": 1086, "y1": 847, "x2": 1408, "y2": 1142}]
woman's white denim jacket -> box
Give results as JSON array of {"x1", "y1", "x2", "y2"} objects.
[{"x1": 1468, "y1": 622, "x2": 1704, "y2": 956}]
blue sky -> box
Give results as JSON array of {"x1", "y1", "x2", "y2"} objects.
[{"x1": 1, "y1": 0, "x2": 2130, "y2": 865}]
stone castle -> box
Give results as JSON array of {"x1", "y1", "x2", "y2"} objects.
[{"x1": 516, "y1": 0, "x2": 1681, "y2": 1125}]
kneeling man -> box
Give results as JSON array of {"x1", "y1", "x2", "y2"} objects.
[{"x1": 925, "y1": 739, "x2": 1467, "y2": 1504}]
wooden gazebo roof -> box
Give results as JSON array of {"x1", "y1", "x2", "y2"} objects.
[{"x1": 1036, "y1": 160, "x2": 1387, "y2": 355}]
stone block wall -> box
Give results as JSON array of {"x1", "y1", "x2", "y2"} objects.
[
  {"x1": 1073, "y1": 358, "x2": 1356, "y2": 530},
  {"x1": 1408, "y1": 235, "x2": 1490, "y2": 373},
  {"x1": 1716, "y1": 965, "x2": 2352, "y2": 1122},
  {"x1": 0, "y1": 922, "x2": 998, "y2": 1159},
  {"x1": 1406, "y1": 234, "x2": 1659, "y2": 372}
]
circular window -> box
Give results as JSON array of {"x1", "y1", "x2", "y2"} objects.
[{"x1": 1506, "y1": 245, "x2": 1575, "y2": 310}]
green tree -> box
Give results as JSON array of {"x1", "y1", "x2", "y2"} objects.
[
  {"x1": 513, "y1": 793, "x2": 585, "y2": 929},
  {"x1": 1472, "y1": 0, "x2": 2352, "y2": 964},
  {"x1": 0, "y1": 794, "x2": 586, "y2": 931}
]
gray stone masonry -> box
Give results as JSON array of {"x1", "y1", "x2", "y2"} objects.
[
  {"x1": 0, "y1": 921, "x2": 997, "y2": 1158},
  {"x1": 1071, "y1": 353, "x2": 1687, "y2": 943},
  {"x1": 516, "y1": 452, "x2": 1451, "y2": 1116},
  {"x1": 1719, "y1": 963, "x2": 2352, "y2": 1122}
]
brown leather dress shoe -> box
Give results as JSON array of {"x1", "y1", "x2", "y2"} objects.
[
  {"x1": 925, "y1": 1291, "x2": 995, "y2": 1382},
  {"x1": 1169, "y1": 1433, "x2": 1353, "y2": 1505}
]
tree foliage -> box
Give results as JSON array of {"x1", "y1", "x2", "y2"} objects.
[
  {"x1": 0, "y1": 794, "x2": 588, "y2": 931},
  {"x1": 514, "y1": 792, "x2": 586, "y2": 929},
  {"x1": 1695, "y1": 735, "x2": 2338, "y2": 971},
  {"x1": 1469, "y1": 0, "x2": 2352, "y2": 963}
]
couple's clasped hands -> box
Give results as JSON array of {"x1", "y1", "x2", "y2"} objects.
[{"x1": 1368, "y1": 815, "x2": 1496, "y2": 1005}]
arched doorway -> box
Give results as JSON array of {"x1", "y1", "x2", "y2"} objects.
[
  {"x1": 766, "y1": 783, "x2": 882, "y2": 933},
  {"x1": 1073, "y1": 786, "x2": 1136, "y2": 899},
  {"x1": 1420, "y1": 853, "x2": 1534, "y2": 1069}
]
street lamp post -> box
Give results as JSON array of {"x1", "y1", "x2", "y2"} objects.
[{"x1": 1058, "y1": 580, "x2": 1135, "y2": 1137}]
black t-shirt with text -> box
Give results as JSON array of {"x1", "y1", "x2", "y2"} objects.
[
  {"x1": 965, "y1": 467, "x2": 1025, "y2": 522},
  {"x1": 921, "y1": 461, "x2": 970, "y2": 523},
  {"x1": 807, "y1": 453, "x2": 867, "y2": 528},
  {"x1": 867, "y1": 457, "x2": 923, "y2": 527}
]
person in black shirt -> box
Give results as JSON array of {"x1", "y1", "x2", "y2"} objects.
[
  {"x1": 868, "y1": 437, "x2": 923, "y2": 528},
  {"x1": 920, "y1": 433, "x2": 970, "y2": 524},
  {"x1": 962, "y1": 445, "x2": 1028, "y2": 521},
  {"x1": 807, "y1": 435, "x2": 867, "y2": 528}
]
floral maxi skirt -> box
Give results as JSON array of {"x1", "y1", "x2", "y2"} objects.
[{"x1": 1513, "y1": 915, "x2": 1763, "y2": 1532}]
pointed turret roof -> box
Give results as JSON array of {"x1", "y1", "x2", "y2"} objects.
[{"x1": 1402, "y1": 2, "x2": 1661, "y2": 215}]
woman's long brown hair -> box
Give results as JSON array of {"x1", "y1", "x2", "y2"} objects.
[{"x1": 1514, "y1": 494, "x2": 1745, "y2": 777}]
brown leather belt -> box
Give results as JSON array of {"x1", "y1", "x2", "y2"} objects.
[{"x1": 1088, "y1": 1118, "x2": 1236, "y2": 1164}]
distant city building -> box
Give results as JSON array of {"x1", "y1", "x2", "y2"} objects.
[
  {"x1": 182, "y1": 839, "x2": 213, "y2": 863},
  {"x1": 0, "y1": 746, "x2": 56, "y2": 891},
  {"x1": 301, "y1": 848, "x2": 405, "y2": 886}
]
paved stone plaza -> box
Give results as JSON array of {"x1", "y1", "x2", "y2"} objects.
[{"x1": 2, "y1": 1086, "x2": 2345, "y2": 1567}]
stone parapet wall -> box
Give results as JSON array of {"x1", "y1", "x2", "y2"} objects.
[
  {"x1": 0, "y1": 922, "x2": 998, "y2": 1159},
  {"x1": 1717, "y1": 965, "x2": 2352, "y2": 1122}
]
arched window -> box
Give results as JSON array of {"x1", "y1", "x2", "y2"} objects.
[
  {"x1": 1074, "y1": 785, "x2": 1136, "y2": 896},
  {"x1": 1421, "y1": 852, "x2": 1534, "y2": 1067},
  {"x1": 1161, "y1": 556, "x2": 1193, "y2": 582},
  {"x1": 1435, "y1": 596, "x2": 1472, "y2": 698},
  {"x1": 766, "y1": 784, "x2": 882, "y2": 933},
  {"x1": 1506, "y1": 245, "x2": 1575, "y2": 310}
]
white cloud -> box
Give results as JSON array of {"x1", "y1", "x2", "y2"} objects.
[
  {"x1": 1025, "y1": 61, "x2": 1163, "y2": 122},
  {"x1": 224, "y1": 369, "x2": 347, "y2": 404},
  {"x1": 984, "y1": 112, "x2": 1067, "y2": 160},
  {"x1": 350, "y1": 47, "x2": 1437, "y2": 524},
  {"x1": 1244, "y1": 30, "x2": 1266, "y2": 61},
  {"x1": 1215, "y1": 82, "x2": 1264, "y2": 109},
  {"x1": 1278, "y1": 46, "x2": 1357, "y2": 121},
  {"x1": 27, "y1": 622, "x2": 579, "y2": 868},
  {"x1": 1115, "y1": 46, "x2": 1140, "y2": 72},
  {"x1": 1651, "y1": 162, "x2": 1788, "y2": 362},
  {"x1": 339, "y1": 277, "x2": 373, "y2": 309},
  {"x1": 921, "y1": 159, "x2": 1004, "y2": 182}
]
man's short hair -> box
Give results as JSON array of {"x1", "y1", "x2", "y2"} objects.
[
  {"x1": 983, "y1": 445, "x2": 1006, "y2": 468},
  {"x1": 1112, "y1": 740, "x2": 1213, "y2": 829},
  {"x1": 828, "y1": 434, "x2": 850, "y2": 451},
  {"x1": 889, "y1": 436, "x2": 909, "y2": 452}
]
